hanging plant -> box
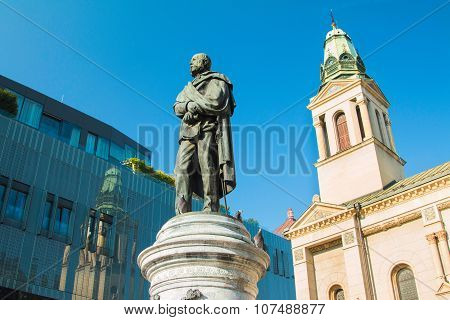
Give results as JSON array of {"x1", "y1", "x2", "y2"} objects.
[
  {"x1": 123, "y1": 158, "x2": 175, "y2": 186},
  {"x1": 0, "y1": 88, "x2": 18, "y2": 117}
]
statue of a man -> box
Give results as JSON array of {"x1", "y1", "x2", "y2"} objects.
[{"x1": 173, "y1": 53, "x2": 236, "y2": 214}]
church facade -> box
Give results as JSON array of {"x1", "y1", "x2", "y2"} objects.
[{"x1": 285, "y1": 22, "x2": 450, "y2": 300}]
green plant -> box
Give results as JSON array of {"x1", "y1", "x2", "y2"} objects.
[
  {"x1": 123, "y1": 158, "x2": 175, "y2": 186},
  {"x1": 0, "y1": 88, "x2": 18, "y2": 116}
]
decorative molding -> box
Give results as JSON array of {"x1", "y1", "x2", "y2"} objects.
[
  {"x1": 314, "y1": 137, "x2": 405, "y2": 168},
  {"x1": 436, "y1": 230, "x2": 448, "y2": 242},
  {"x1": 437, "y1": 201, "x2": 450, "y2": 211},
  {"x1": 422, "y1": 207, "x2": 436, "y2": 221},
  {"x1": 293, "y1": 248, "x2": 304, "y2": 262},
  {"x1": 361, "y1": 177, "x2": 449, "y2": 218},
  {"x1": 286, "y1": 176, "x2": 449, "y2": 240},
  {"x1": 305, "y1": 210, "x2": 334, "y2": 224},
  {"x1": 286, "y1": 210, "x2": 354, "y2": 240},
  {"x1": 426, "y1": 233, "x2": 437, "y2": 245},
  {"x1": 310, "y1": 238, "x2": 342, "y2": 254},
  {"x1": 363, "y1": 211, "x2": 421, "y2": 236},
  {"x1": 182, "y1": 289, "x2": 202, "y2": 300},
  {"x1": 343, "y1": 231, "x2": 355, "y2": 246}
]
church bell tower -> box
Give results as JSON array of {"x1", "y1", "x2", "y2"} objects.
[{"x1": 307, "y1": 20, "x2": 405, "y2": 204}]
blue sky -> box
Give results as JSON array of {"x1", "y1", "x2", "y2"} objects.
[{"x1": 0, "y1": 0, "x2": 449, "y2": 231}]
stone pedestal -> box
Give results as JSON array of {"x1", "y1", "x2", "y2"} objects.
[{"x1": 137, "y1": 212, "x2": 270, "y2": 300}]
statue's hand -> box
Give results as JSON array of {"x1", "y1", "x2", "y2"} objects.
[{"x1": 183, "y1": 112, "x2": 196, "y2": 124}]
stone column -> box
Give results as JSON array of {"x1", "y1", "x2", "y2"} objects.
[
  {"x1": 426, "y1": 233, "x2": 445, "y2": 282},
  {"x1": 342, "y1": 228, "x2": 371, "y2": 299},
  {"x1": 313, "y1": 116, "x2": 327, "y2": 161},
  {"x1": 356, "y1": 98, "x2": 373, "y2": 140},
  {"x1": 436, "y1": 231, "x2": 450, "y2": 281},
  {"x1": 384, "y1": 117, "x2": 397, "y2": 153},
  {"x1": 293, "y1": 247, "x2": 317, "y2": 299}
]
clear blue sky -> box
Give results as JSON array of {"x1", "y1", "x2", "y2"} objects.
[{"x1": 1, "y1": 0, "x2": 449, "y2": 231}]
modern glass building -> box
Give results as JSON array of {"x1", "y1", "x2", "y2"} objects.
[{"x1": 0, "y1": 75, "x2": 294, "y2": 300}]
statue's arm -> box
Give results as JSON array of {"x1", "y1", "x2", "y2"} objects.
[
  {"x1": 173, "y1": 102, "x2": 189, "y2": 118},
  {"x1": 187, "y1": 79, "x2": 230, "y2": 116}
]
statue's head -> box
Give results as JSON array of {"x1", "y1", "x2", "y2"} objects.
[{"x1": 190, "y1": 53, "x2": 211, "y2": 77}]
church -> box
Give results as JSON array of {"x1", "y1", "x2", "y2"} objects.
[{"x1": 284, "y1": 21, "x2": 450, "y2": 300}]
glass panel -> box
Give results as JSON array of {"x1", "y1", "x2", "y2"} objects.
[
  {"x1": 110, "y1": 142, "x2": 125, "y2": 162},
  {"x1": 61, "y1": 121, "x2": 81, "y2": 147},
  {"x1": 18, "y1": 98, "x2": 43, "y2": 128},
  {"x1": 5, "y1": 189, "x2": 27, "y2": 221},
  {"x1": 54, "y1": 207, "x2": 63, "y2": 234},
  {"x1": 96, "y1": 137, "x2": 110, "y2": 160},
  {"x1": 125, "y1": 144, "x2": 137, "y2": 159},
  {"x1": 39, "y1": 114, "x2": 61, "y2": 138},
  {"x1": 0, "y1": 184, "x2": 5, "y2": 210},
  {"x1": 397, "y1": 268, "x2": 419, "y2": 300},
  {"x1": 60, "y1": 208, "x2": 70, "y2": 236},
  {"x1": 41, "y1": 200, "x2": 53, "y2": 231},
  {"x1": 86, "y1": 133, "x2": 97, "y2": 154}
]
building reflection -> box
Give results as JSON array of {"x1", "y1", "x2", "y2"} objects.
[{"x1": 64, "y1": 167, "x2": 138, "y2": 299}]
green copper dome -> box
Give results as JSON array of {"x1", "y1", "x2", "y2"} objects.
[{"x1": 320, "y1": 24, "x2": 367, "y2": 84}]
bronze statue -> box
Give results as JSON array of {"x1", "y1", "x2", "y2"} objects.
[{"x1": 173, "y1": 53, "x2": 236, "y2": 214}]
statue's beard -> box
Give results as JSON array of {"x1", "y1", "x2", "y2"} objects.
[{"x1": 191, "y1": 66, "x2": 208, "y2": 77}]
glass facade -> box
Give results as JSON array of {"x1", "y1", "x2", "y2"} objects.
[{"x1": 0, "y1": 79, "x2": 295, "y2": 300}]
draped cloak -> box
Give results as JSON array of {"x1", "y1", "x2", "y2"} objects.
[{"x1": 174, "y1": 71, "x2": 236, "y2": 199}]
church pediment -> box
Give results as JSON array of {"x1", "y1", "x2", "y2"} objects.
[
  {"x1": 289, "y1": 201, "x2": 346, "y2": 231},
  {"x1": 310, "y1": 79, "x2": 357, "y2": 105},
  {"x1": 362, "y1": 79, "x2": 389, "y2": 105}
]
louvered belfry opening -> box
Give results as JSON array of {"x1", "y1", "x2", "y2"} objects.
[{"x1": 336, "y1": 113, "x2": 351, "y2": 151}]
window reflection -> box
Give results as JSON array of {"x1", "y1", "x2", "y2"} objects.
[
  {"x1": 5, "y1": 188, "x2": 27, "y2": 222},
  {"x1": 41, "y1": 194, "x2": 54, "y2": 233},
  {"x1": 85, "y1": 133, "x2": 97, "y2": 154},
  {"x1": 72, "y1": 167, "x2": 137, "y2": 299},
  {"x1": 53, "y1": 198, "x2": 72, "y2": 238},
  {"x1": 40, "y1": 114, "x2": 61, "y2": 138}
]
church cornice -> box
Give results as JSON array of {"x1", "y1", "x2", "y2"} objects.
[
  {"x1": 314, "y1": 137, "x2": 405, "y2": 168},
  {"x1": 285, "y1": 175, "x2": 450, "y2": 240}
]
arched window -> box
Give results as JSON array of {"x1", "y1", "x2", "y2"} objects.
[
  {"x1": 375, "y1": 110, "x2": 386, "y2": 144},
  {"x1": 329, "y1": 285, "x2": 345, "y2": 300},
  {"x1": 335, "y1": 112, "x2": 351, "y2": 151},
  {"x1": 392, "y1": 265, "x2": 419, "y2": 300},
  {"x1": 356, "y1": 106, "x2": 365, "y2": 140}
]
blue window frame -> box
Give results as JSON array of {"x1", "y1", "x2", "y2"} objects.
[
  {"x1": 110, "y1": 142, "x2": 125, "y2": 162},
  {"x1": 54, "y1": 198, "x2": 72, "y2": 237},
  {"x1": 41, "y1": 194, "x2": 54, "y2": 232},
  {"x1": 0, "y1": 184, "x2": 5, "y2": 210},
  {"x1": 5, "y1": 188, "x2": 27, "y2": 221},
  {"x1": 18, "y1": 98, "x2": 43, "y2": 128},
  {"x1": 60, "y1": 121, "x2": 81, "y2": 147},
  {"x1": 39, "y1": 114, "x2": 61, "y2": 138},
  {"x1": 86, "y1": 133, "x2": 97, "y2": 154},
  {"x1": 125, "y1": 144, "x2": 137, "y2": 159},
  {"x1": 96, "y1": 137, "x2": 110, "y2": 160}
]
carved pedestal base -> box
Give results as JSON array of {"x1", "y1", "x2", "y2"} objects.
[{"x1": 137, "y1": 212, "x2": 270, "y2": 300}]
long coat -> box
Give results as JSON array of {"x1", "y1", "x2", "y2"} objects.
[{"x1": 174, "y1": 71, "x2": 236, "y2": 198}]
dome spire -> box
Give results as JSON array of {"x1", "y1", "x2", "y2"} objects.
[
  {"x1": 330, "y1": 9, "x2": 337, "y2": 29},
  {"x1": 320, "y1": 17, "x2": 368, "y2": 85}
]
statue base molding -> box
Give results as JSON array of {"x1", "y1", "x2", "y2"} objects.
[{"x1": 137, "y1": 212, "x2": 270, "y2": 300}]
